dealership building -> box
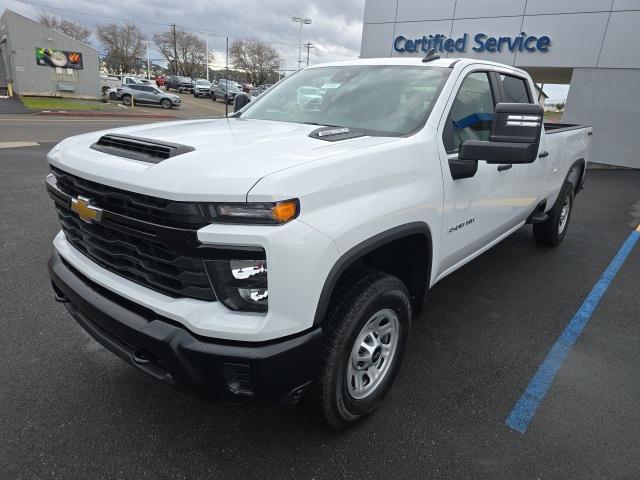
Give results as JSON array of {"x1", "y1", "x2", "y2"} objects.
[
  {"x1": 0, "y1": 10, "x2": 99, "y2": 99},
  {"x1": 360, "y1": 0, "x2": 640, "y2": 168}
]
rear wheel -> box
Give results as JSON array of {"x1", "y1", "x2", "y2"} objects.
[
  {"x1": 311, "y1": 268, "x2": 411, "y2": 429},
  {"x1": 160, "y1": 98, "x2": 172, "y2": 109},
  {"x1": 533, "y1": 181, "x2": 574, "y2": 246}
]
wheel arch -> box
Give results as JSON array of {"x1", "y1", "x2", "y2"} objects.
[
  {"x1": 566, "y1": 158, "x2": 586, "y2": 194},
  {"x1": 313, "y1": 222, "x2": 433, "y2": 326}
]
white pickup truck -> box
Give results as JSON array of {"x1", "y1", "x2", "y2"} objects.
[{"x1": 47, "y1": 56, "x2": 592, "y2": 429}]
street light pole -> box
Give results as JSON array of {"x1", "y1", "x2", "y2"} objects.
[{"x1": 291, "y1": 17, "x2": 312, "y2": 70}]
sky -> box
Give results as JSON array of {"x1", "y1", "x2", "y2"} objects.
[
  {"x1": 0, "y1": 0, "x2": 366, "y2": 71},
  {"x1": 0, "y1": 0, "x2": 570, "y2": 101}
]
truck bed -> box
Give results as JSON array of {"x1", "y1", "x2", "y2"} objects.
[{"x1": 544, "y1": 123, "x2": 590, "y2": 134}]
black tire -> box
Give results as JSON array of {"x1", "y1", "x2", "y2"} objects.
[
  {"x1": 121, "y1": 94, "x2": 132, "y2": 106},
  {"x1": 533, "y1": 181, "x2": 575, "y2": 247},
  {"x1": 311, "y1": 268, "x2": 412, "y2": 429},
  {"x1": 160, "y1": 98, "x2": 172, "y2": 109},
  {"x1": 109, "y1": 92, "x2": 116, "y2": 100}
]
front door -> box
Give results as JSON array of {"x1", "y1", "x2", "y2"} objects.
[{"x1": 435, "y1": 68, "x2": 519, "y2": 278}]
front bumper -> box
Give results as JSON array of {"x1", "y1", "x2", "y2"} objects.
[{"x1": 48, "y1": 251, "x2": 323, "y2": 405}]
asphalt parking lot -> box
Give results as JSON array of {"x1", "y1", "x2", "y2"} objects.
[{"x1": 1, "y1": 141, "x2": 639, "y2": 479}]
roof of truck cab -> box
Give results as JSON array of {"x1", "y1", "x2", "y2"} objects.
[{"x1": 307, "y1": 57, "x2": 529, "y2": 75}]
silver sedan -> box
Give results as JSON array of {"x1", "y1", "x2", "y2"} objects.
[{"x1": 116, "y1": 84, "x2": 181, "y2": 109}]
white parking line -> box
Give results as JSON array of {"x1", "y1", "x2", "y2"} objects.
[{"x1": 0, "y1": 141, "x2": 40, "y2": 148}]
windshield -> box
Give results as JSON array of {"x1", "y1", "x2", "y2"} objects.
[
  {"x1": 196, "y1": 80, "x2": 211, "y2": 86},
  {"x1": 242, "y1": 65, "x2": 450, "y2": 135}
]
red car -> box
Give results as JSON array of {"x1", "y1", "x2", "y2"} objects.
[{"x1": 155, "y1": 75, "x2": 165, "y2": 88}]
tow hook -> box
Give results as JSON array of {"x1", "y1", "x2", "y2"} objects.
[
  {"x1": 133, "y1": 349, "x2": 155, "y2": 365},
  {"x1": 54, "y1": 292, "x2": 69, "y2": 303}
]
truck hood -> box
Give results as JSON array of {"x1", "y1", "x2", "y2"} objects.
[{"x1": 48, "y1": 118, "x2": 398, "y2": 202}]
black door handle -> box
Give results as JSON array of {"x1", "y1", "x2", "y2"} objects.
[
  {"x1": 538, "y1": 151, "x2": 549, "y2": 158},
  {"x1": 497, "y1": 164, "x2": 512, "y2": 172}
]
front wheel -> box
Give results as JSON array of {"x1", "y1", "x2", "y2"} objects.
[
  {"x1": 533, "y1": 181, "x2": 574, "y2": 246},
  {"x1": 310, "y1": 268, "x2": 411, "y2": 429},
  {"x1": 121, "y1": 94, "x2": 132, "y2": 106},
  {"x1": 160, "y1": 98, "x2": 172, "y2": 109}
]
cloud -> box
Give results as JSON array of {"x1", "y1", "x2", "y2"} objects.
[{"x1": 1, "y1": 0, "x2": 365, "y2": 70}]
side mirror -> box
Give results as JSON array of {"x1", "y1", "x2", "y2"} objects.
[{"x1": 459, "y1": 103, "x2": 543, "y2": 164}]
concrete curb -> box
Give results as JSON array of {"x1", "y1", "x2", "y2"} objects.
[{"x1": 35, "y1": 110, "x2": 175, "y2": 119}]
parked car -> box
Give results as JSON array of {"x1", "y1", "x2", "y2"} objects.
[
  {"x1": 212, "y1": 83, "x2": 243, "y2": 103},
  {"x1": 193, "y1": 79, "x2": 212, "y2": 98},
  {"x1": 216, "y1": 79, "x2": 240, "y2": 90},
  {"x1": 100, "y1": 75, "x2": 147, "y2": 96},
  {"x1": 46, "y1": 57, "x2": 592, "y2": 429},
  {"x1": 122, "y1": 76, "x2": 146, "y2": 85},
  {"x1": 251, "y1": 84, "x2": 273, "y2": 97},
  {"x1": 105, "y1": 87, "x2": 117, "y2": 100},
  {"x1": 165, "y1": 75, "x2": 194, "y2": 93},
  {"x1": 116, "y1": 84, "x2": 181, "y2": 109}
]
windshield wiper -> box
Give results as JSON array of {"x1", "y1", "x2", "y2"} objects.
[{"x1": 302, "y1": 122, "x2": 343, "y2": 128}]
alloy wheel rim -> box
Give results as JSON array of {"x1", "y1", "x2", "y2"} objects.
[
  {"x1": 558, "y1": 197, "x2": 570, "y2": 234},
  {"x1": 346, "y1": 308, "x2": 400, "y2": 400}
]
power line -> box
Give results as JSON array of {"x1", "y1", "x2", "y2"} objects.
[{"x1": 13, "y1": 0, "x2": 173, "y2": 27}]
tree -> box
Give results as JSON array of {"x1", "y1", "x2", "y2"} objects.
[
  {"x1": 36, "y1": 11, "x2": 92, "y2": 44},
  {"x1": 154, "y1": 28, "x2": 211, "y2": 78},
  {"x1": 229, "y1": 40, "x2": 282, "y2": 86},
  {"x1": 555, "y1": 101, "x2": 566, "y2": 112},
  {"x1": 96, "y1": 22, "x2": 145, "y2": 75}
]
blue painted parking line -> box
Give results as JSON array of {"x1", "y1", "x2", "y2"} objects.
[{"x1": 506, "y1": 227, "x2": 640, "y2": 434}]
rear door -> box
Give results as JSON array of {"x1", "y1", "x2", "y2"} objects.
[
  {"x1": 492, "y1": 69, "x2": 548, "y2": 217},
  {"x1": 435, "y1": 67, "x2": 520, "y2": 277}
]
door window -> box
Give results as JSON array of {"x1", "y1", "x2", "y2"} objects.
[
  {"x1": 499, "y1": 74, "x2": 531, "y2": 103},
  {"x1": 442, "y1": 72, "x2": 496, "y2": 152}
]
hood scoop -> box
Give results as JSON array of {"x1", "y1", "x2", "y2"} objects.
[
  {"x1": 308, "y1": 126, "x2": 365, "y2": 142},
  {"x1": 90, "y1": 134, "x2": 195, "y2": 164}
]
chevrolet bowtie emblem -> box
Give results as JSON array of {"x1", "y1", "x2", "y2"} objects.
[{"x1": 70, "y1": 196, "x2": 103, "y2": 223}]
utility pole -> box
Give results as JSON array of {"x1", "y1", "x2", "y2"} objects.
[
  {"x1": 171, "y1": 24, "x2": 178, "y2": 75},
  {"x1": 225, "y1": 35, "x2": 229, "y2": 118},
  {"x1": 205, "y1": 35, "x2": 209, "y2": 82},
  {"x1": 304, "y1": 43, "x2": 314, "y2": 67},
  {"x1": 142, "y1": 40, "x2": 151, "y2": 80}
]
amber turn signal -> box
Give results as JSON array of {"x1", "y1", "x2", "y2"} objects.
[{"x1": 272, "y1": 200, "x2": 298, "y2": 223}]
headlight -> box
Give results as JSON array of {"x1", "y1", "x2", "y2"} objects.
[
  {"x1": 205, "y1": 199, "x2": 299, "y2": 225},
  {"x1": 205, "y1": 258, "x2": 268, "y2": 313}
]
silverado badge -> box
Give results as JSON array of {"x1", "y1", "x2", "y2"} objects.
[{"x1": 70, "y1": 196, "x2": 103, "y2": 224}]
